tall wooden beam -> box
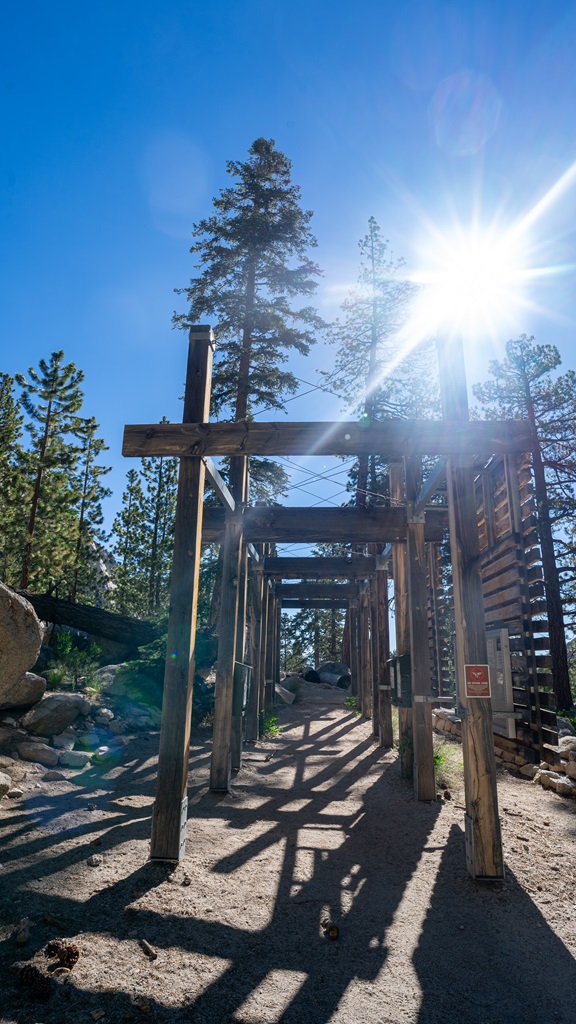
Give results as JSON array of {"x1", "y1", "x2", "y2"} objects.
[
  {"x1": 150, "y1": 326, "x2": 213, "y2": 862},
  {"x1": 369, "y1": 552, "x2": 380, "y2": 739},
  {"x1": 438, "y1": 335, "x2": 504, "y2": 880},
  {"x1": 359, "y1": 585, "x2": 372, "y2": 720},
  {"x1": 376, "y1": 565, "x2": 393, "y2": 747},
  {"x1": 405, "y1": 456, "x2": 436, "y2": 801},
  {"x1": 391, "y1": 463, "x2": 413, "y2": 780},
  {"x1": 124, "y1": 418, "x2": 535, "y2": 459},
  {"x1": 349, "y1": 598, "x2": 360, "y2": 699},
  {"x1": 201, "y1": 505, "x2": 447, "y2": 544},
  {"x1": 245, "y1": 563, "x2": 264, "y2": 743},
  {"x1": 209, "y1": 458, "x2": 247, "y2": 792}
]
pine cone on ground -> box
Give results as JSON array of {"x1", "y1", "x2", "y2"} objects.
[
  {"x1": 20, "y1": 963, "x2": 43, "y2": 987},
  {"x1": 45, "y1": 938, "x2": 80, "y2": 968}
]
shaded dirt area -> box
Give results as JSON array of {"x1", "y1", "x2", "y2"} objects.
[{"x1": 1, "y1": 684, "x2": 575, "y2": 1024}]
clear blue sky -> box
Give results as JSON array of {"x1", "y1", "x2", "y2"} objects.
[{"x1": 2, "y1": 1, "x2": 576, "y2": 530}]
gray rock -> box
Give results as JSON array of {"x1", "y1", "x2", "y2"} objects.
[
  {"x1": 520, "y1": 763, "x2": 539, "y2": 779},
  {"x1": 0, "y1": 585, "x2": 43, "y2": 702},
  {"x1": 0, "y1": 671, "x2": 46, "y2": 711},
  {"x1": 7, "y1": 787, "x2": 23, "y2": 798},
  {"x1": 536, "y1": 769, "x2": 562, "y2": 791},
  {"x1": 556, "y1": 715, "x2": 576, "y2": 737},
  {"x1": 16, "y1": 742, "x2": 59, "y2": 767},
  {"x1": 87, "y1": 853, "x2": 103, "y2": 866},
  {"x1": 0, "y1": 771, "x2": 12, "y2": 797},
  {"x1": 52, "y1": 726, "x2": 77, "y2": 750},
  {"x1": 58, "y1": 749, "x2": 92, "y2": 767},
  {"x1": 108, "y1": 720, "x2": 126, "y2": 735},
  {"x1": 42, "y1": 770, "x2": 68, "y2": 781},
  {"x1": 565, "y1": 760, "x2": 576, "y2": 780},
  {"x1": 21, "y1": 693, "x2": 90, "y2": 736},
  {"x1": 556, "y1": 776, "x2": 576, "y2": 797},
  {"x1": 557, "y1": 735, "x2": 576, "y2": 753},
  {"x1": 95, "y1": 708, "x2": 114, "y2": 724}
]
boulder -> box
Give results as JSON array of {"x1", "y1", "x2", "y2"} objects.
[
  {"x1": 557, "y1": 735, "x2": 576, "y2": 754},
  {"x1": 0, "y1": 770, "x2": 12, "y2": 797},
  {"x1": 16, "y1": 742, "x2": 59, "y2": 767},
  {"x1": 0, "y1": 671, "x2": 46, "y2": 711},
  {"x1": 565, "y1": 760, "x2": 576, "y2": 780},
  {"x1": 555, "y1": 776, "x2": 576, "y2": 798},
  {"x1": 0, "y1": 585, "x2": 42, "y2": 704},
  {"x1": 58, "y1": 749, "x2": 92, "y2": 767},
  {"x1": 21, "y1": 693, "x2": 90, "y2": 736},
  {"x1": 52, "y1": 726, "x2": 77, "y2": 750}
]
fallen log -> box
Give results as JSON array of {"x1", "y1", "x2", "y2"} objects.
[{"x1": 18, "y1": 592, "x2": 158, "y2": 648}]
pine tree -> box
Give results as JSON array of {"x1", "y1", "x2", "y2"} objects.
[
  {"x1": 174, "y1": 137, "x2": 324, "y2": 420},
  {"x1": 69, "y1": 417, "x2": 112, "y2": 603},
  {"x1": 15, "y1": 352, "x2": 84, "y2": 590},
  {"x1": 109, "y1": 469, "x2": 148, "y2": 616},
  {"x1": 0, "y1": 374, "x2": 27, "y2": 583},
  {"x1": 473, "y1": 335, "x2": 576, "y2": 710},
  {"x1": 141, "y1": 427, "x2": 179, "y2": 614},
  {"x1": 328, "y1": 217, "x2": 438, "y2": 510}
]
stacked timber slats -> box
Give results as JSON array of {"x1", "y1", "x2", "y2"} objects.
[{"x1": 475, "y1": 455, "x2": 558, "y2": 762}]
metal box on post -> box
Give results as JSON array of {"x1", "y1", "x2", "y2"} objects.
[{"x1": 388, "y1": 653, "x2": 412, "y2": 707}]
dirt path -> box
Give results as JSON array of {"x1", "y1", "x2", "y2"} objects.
[{"x1": 1, "y1": 685, "x2": 575, "y2": 1024}]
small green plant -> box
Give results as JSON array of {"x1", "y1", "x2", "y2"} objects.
[
  {"x1": 433, "y1": 737, "x2": 463, "y2": 791},
  {"x1": 262, "y1": 708, "x2": 282, "y2": 737},
  {"x1": 344, "y1": 694, "x2": 360, "y2": 714},
  {"x1": 47, "y1": 632, "x2": 101, "y2": 689}
]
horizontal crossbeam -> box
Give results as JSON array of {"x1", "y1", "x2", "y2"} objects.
[
  {"x1": 201, "y1": 505, "x2": 448, "y2": 544},
  {"x1": 280, "y1": 598, "x2": 350, "y2": 609},
  {"x1": 275, "y1": 582, "x2": 359, "y2": 599},
  {"x1": 264, "y1": 555, "x2": 377, "y2": 579},
  {"x1": 123, "y1": 419, "x2": 535, "y2": 459}
]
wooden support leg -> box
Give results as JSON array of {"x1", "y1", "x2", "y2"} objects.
[
  {"x1": 210, "y1": 460, "x2": 247, "y2": 792},
  {"x1": 439, "y1": 335, "x2": 504, "y2": 880},
  {"x1": 369, "y1": 574, "x2": 380, "y2": 738},
  {"x1": 231, "y1": 542, "x2": 248, "y2": 771},
  {"x1": 245, "y1": 565, "x2": 264, "y2": 743},
  {"x1": 151, "y1": 326, "x2": 213, "y2": 862},
  {"x1": 391, "y1": 463, "x2": 413, "y2": 780},
  {"x1": 376, "y1": 567, "x2": 393, "y2": 747},
  {"x1": 359, "y1": 586, "x2": 372, "y2": 720},
  {"x1": 406, "y1": 457, "x2": 436, "y2": 802},
  {"x1": 265, "y1": 588, "x2": 275, "y2": 708},
  {"x1": 349, "y1": 598, "x2": 359, "y2": 698}
]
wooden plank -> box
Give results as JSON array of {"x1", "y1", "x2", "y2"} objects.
[
  {"x1": 279, "y1": 598, "x2": 350, "y2": 609},
  {"x1": 209, "y1": 460, "x2": 247, "y2": 792},
  {"x1": 406, "y1": 456, "x2": 436, "y2": 801},
  {"x1": 201, "y1": 505, "x2": 448, "y2": 544},
  {"x1": 203, "y1": 456, "x2": 235, "y2": 512},
  {"x1": 413, "y1": 457, "x2": 448, "y2": 517},
  {"x1": 368, "y1": 546, "x2": 380, "y2": 739},
  {"x1": 438, "y1": 335, "x2": 504, "y2": 881},
  {"x1": 151, "y1": 326, "x2": 213, "y2": 862},
  {"x1": 245, "y1": 563, "x2": 264, "y2": 743},
  {"x1": 375, "y1": 566, "x2": 393, "y2": 746},
  {"x1": 275, "y1": 582, "x2": 360, "y2": 600},
  {"x1": 391, "y1": 463, "x2": 413, "y2": 780},
  {"x1": 263, "y1": 555, "x2": 376, "y2": 579},
  {"x1": 123, "y1": 418, "x2": 536, "y2": 459},
  {"x1": 359, "y1": 587, "x2": 372, "y2": 720}
]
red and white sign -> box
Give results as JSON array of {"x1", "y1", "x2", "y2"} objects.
[{"x1": 464, "y1": 664, "x2": 491, "y2": 698}]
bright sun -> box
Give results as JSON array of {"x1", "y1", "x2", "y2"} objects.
[{"x1": 410, "y1": 223, "x2": 528, "y2": 340}]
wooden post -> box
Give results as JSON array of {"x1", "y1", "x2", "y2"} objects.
[
  {"x1": 405, "y1": 456, "x2": 436, "y2": 801},
  {"x1": 245, "y1": 562, "x2": 264, "y2": 743},
  {"x1": 209, "y1": 458, "x2": 247, "y2": 792},
  {"x1": 265, "y1": 584, "x2": 275, "y2": 708},
  {"x1": 359, "y1": 585, "x2": 372, "y2": 720},
  {"x1": 274, "y1": 598, "x2": 281, "y2": 691},
  {"x1": 349, "y1": 598, "x2": 359, "y2": 698},
  {"x1": 376, "y1": 565, "x2": 394, "y2": 747},
  {"x1": 391, "y1": 462, "x2": 413, "y2": 779},
  {"x1": 438, "y1": 335, "x2": 504, "y2": 880},
  {"x1": 231, "y1": 540, "x2": 248, "y2": 771},
  {"x1": 150, "y1": 326, "x2": 213, "y2": 862},
  {"x1": 369, "y1": 557, "x2": 380, "y2": 738}
]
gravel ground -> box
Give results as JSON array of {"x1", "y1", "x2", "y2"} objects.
[{"x1": 0, "y1": 682, "x2": 575, "y2": 1024}]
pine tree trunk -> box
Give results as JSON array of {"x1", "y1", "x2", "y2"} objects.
[{"x1": 20, "y1": 400, "x2": 52, "y2": 589}]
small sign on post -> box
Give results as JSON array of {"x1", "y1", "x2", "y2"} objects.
[{"x1": 464, "y1": 664, "x2": 491, "y2": 698}]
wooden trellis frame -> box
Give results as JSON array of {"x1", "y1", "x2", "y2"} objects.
[{"x1": 123, "y1": 325, "x2": 540, "y2": 880}]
